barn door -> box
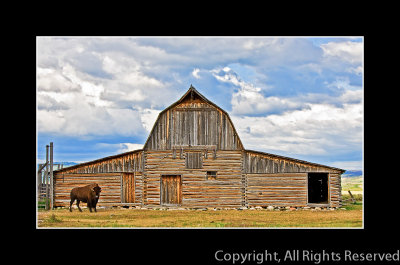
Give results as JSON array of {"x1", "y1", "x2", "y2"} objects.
[
  {"x1": 161, "y1": 175, "x2": 182, "y2": 205},
  {"x1": 122, "y1": 173, "x2": 135, "y2": 203}
]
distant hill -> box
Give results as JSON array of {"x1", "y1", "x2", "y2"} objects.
[
  {"x1": 37, "y1": 162, "x2": 78, "y2": 171},
  {"x1": 342, "y1": 170, "x2": 362, "y2": 178},
  {"x1": 58, "y1": 162, "x2": 78, "y2": 167}
]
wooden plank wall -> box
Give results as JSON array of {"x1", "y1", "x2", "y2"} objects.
[
  {"x1": 54, "y1": 173, "x2": 122, "y2": 207},
  {"x1": 243, "y1": 151, "x2": 341, "y2": 174},
  {"x1": 57, "y1": 151, "x2": 144, "y2": 174},
  {"x1": 145, "y1": 99, "x2": 242, "y2": 151},
  {"x1": 134, "y1": 172, "x2": 143, "y2": 205},
  {"x1": 247, "y1": 173, "x2": 308, "y2": 207},
  {"x1": 144, "y1": 149, "x2": 243, "y2": 208},
  {"x1": 244, "y1": 151, "x2": 343, "y2": 207},
  {"x1": 329, "y1": 173, "x2": 342, "y2": 207}
]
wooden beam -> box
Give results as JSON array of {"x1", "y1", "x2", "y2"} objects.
[
  {"x1": 37, "y1": 162, "x2": 48, "y2": 174},
  {"x1": 348, "y1": 190, "x2": 356, "y2": 203},
  {"x1": 50, "y1": 142, "x2": 54, "y2": 209},
  {"x1": 45, "y1": 145, "x2": 49, "y2": 210},
  {"x1": 172, "y1": 145, "x2": 216, "y2": 150}
]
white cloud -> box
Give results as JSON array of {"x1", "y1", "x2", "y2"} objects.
[
  {"x1": 37, "y1": 67, "x2": 81, "y2": 93},
  {"x1": 138, "y1": 107, "x2": 161, "y2": 132},
  {"x1": 321, "y1": 41, "x2": 363, "y2": 65},
  {"x1": 339, "y1": 89, "x2": 363, "y2": 104},
  {"x1": 192, "y1": 68, "x2": 200, "y2": 79},
  {"x1": 211, "y1": 65, "x2": 363, "y2": 116},
  {"x1": 36, "y1": 37, "x2": 179, "y2": 138},
  {"x1": 117, "y1": 143, "x2": 144, "y2": 153},
  {"x1": 95, "y1": 143, "x2": 144, "y2": 153},
  {"x1": 37, "y1": 94, "x2": 69, "y2": 110},
  {"x1": 37, "y1": 105, "x2": 146, "y2": 137},
  {"x1": 37, "y1": 109, "x2": 67, "y2": 134},
  {"x1": 211, "y1": 66, "x2": 304, "y2": 115},
  {"x1": 231, "y1": 102, "x2": 362, "y2": 157}
]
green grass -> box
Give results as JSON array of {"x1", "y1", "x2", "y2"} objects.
[
  {"x1": 341, "y1": 176, "x2": 363, "y2": 193},
  {"x1": 37, "y1": 199, "x2": 48, "y2": 209},
  {"x1": 342, "y1": 193, "x2": 362, "y2": 202},
  {"x1": 342, "y1": 201, "x2": 363, "y2": 211},
  {"x1": 47, "y1": 214, "x2": 62, "y2": 223}
]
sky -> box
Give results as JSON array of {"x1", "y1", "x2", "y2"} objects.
[{"x1": 36, "y1": 36, "x2": 363, "y2": 171}]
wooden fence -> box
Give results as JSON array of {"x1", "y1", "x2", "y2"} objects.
[{"x1": 37, "y1": 142, "x2": 57, "y2": 210}]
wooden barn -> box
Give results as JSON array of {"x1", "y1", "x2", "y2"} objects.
[{"x1": 53, "y1": 85, "x2": 345, "y2": 209}]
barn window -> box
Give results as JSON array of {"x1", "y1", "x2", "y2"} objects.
[
  {"x1": 185, "y1": 152, "x2": 203, "y2": 169},
  {"x1": 206, "y1": 171, "x2": 217, "y2": 180}
]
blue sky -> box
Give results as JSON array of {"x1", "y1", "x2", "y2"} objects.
[{"x1": 37, "y1": 37, "x2": 363, "y2": 170}]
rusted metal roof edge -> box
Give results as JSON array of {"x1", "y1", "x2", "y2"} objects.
[
  {"x1": 54, "y1": 149, "x2": 144, "y2": 173},
  {"x1": 244, "y1": 149, "x2": 346, "y2": 173}
]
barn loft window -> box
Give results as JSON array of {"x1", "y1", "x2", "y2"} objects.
[
  {"x1": 185, "y1": 152, "x2": 203, "y2": 169},
  {"x1": 206, "y1": 171, "x2": 217, "y2": 180}
]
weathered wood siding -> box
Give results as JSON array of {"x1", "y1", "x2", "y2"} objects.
[
  {"x1": 145, "y1": 97, "x2": 243, "y2": 150},
  {"x1": 329, "y1": 173, "x2": 342, "y2": 207},
  {"x1": 144, "y1": 149, "x2": 243, "y2": 207},
  {"x1": 54, "y1": 173, "x2": 122, "y2": 207},
  {"x1": 185, "y1": 152, "x2": 203, "y2": 169},
  {"x1": 247, "y1": 173, "x2": 308, "y2": 207},
  {"x1": 244, "y1": 151, "x2": 342, "y2": 207},
  {"x1": 134, "y1": 172, "x2": 143, "y2": 205},
  {"x1": 161, "y1": 175, "x2": 182, "y2": 205},
  {"x1": 246, "y1": 172, "x2": 341, "y2": 207},
  {"x1": 58, "y1": 151, "x2": 144, "y2": 174},
  {"x1": 243, "y1": 151, "x2": 342, "y2": 174}
]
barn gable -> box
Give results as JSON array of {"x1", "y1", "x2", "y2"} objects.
[{"x1": 143, "y1": 85, "x2": 244, "y2": 150}]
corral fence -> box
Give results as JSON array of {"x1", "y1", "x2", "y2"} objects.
[
  {"x1": 38, "y1": 165, "x2": 64, "y2": 198},
  {"x1": 38, "y1": 142, "x2": 58, "y2": 210}
]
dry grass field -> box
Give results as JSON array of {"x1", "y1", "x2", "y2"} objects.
[
  {"x1": 37, "y1": 203, "x2": 362, "y2": 228},
  {"x1": 341, "y1": 176, "x2": 363, "y2": 195}
]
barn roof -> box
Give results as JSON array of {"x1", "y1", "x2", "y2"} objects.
[
  {"x1": 142, "y1": 85, "x2": 244, "y2": 150},
  {"x1": 54, "y1": 149, "x2": 143, "y2": 173},
  {"x1": 245, "y1": 149, "x2": 345, "y2": 173}
]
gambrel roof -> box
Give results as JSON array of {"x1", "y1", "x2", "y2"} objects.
[{"x1": 143, "y1": 85, "x2": 244, "y2": 150}]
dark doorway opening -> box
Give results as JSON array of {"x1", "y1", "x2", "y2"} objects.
[{"x1": 308, "y1": 173, "x2": 329, "y2": 204}]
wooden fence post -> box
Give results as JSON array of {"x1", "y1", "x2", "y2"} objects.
[
  {"x1": 348, "y1": 190, "x2": 356, "y2": 203},
  {"x1": 50, "y1": 142, "x2": 54, "y2": 209},
  {"x1": 37, "y1": 164, "x2": 42, "y2": 199},
  {"x1": 45, "y1": 145, "x2": 49, "y2": 210}
]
